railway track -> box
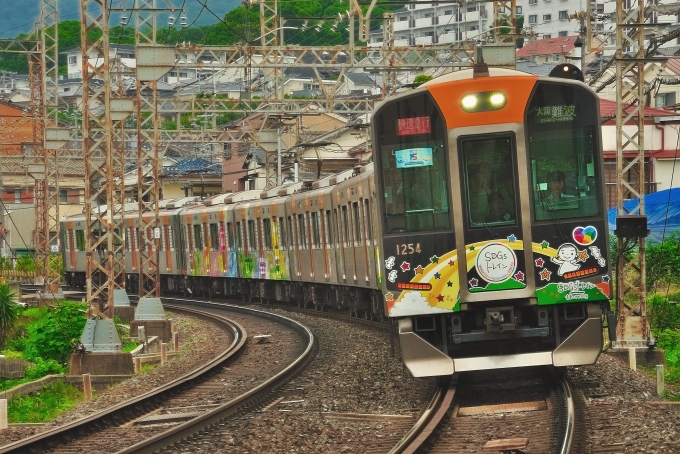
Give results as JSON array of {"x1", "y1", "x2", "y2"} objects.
[
  {"x1": 0, "y1": 300, "x2": 314, "y2": 454},
  {"x1": 390, "y1": 367, "x2": 579, "y2": 454}
]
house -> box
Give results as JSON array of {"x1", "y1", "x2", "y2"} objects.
[
  {"x1": 61, "y1": 44, "x2": 137, "y2": 80},
  {"x1": 516, "y1": 35, "x2": 602, "y2": 67}
]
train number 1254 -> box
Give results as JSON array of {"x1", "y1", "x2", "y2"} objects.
[{"x1": 396, "y1": 243, "x2": 421, "y2": 255}]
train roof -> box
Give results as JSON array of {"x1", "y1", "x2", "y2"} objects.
[{"x1": 421, "y1": 67, "x2": 533, "y2": 86}]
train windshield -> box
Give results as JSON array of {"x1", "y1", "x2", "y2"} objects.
[
  {"x1": 460, "y1": 135, "x2": 518, "y2": 228},
  {"x1": 527, "y1": 82, "x2": 602, "y2": 221},
  {"x1": 375, "y1": 92, "x2": 451, "y2": 234}
]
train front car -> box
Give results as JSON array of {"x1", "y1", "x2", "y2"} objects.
[{"x1": 373, "y1": 67, "x2": 610, "y2": 377}]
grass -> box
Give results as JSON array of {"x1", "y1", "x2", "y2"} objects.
[{"x1": 8, "y1": 382, "x2": 83, "y2": 423}]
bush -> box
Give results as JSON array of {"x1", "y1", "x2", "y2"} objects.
[
  {"x1": 24, "y1": 358, "x2": 64, "y2": 380},
  {"x1": 646, "y1": 232, "x2": 680, "y2": 289},
  {"x1": 24, "y1": 301, "x2": 87, "y2": 365},
  {"x1": 648, "y1": 294, "x2": 680, "y2": 333}
]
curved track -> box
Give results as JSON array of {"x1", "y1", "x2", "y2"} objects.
[{"x1": 0, "y1": 300, "x2": 314, "y2": 454}]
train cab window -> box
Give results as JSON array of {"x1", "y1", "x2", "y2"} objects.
[
  {"x1": 527, "y1": 82, "x2": 602, "y2": 221},
  {"x1": 247, "y1": 220, "x2": 257, "y2": 250},
  {"x1": 263, "y1": 218, "x2": 272, "y2": 250},
  {"x1": 374, "y1": 91, "x2": 450, "y2": 234},
  {"x1": 460, "y1": 135, "x2": 518, "y2": 228},
  {"x1": 209, "y1": 223, "x2": 219, "y2": 252},
  {"x1": 193, "y1": 224, "x2": 203, "y2": 250}
]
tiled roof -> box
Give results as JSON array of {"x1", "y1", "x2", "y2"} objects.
[
  {"x1": 599, "y1": 99, "x2": 676, "y2": 123},
  {"x1": 516, "y1": 36, "x2": 580, "y2": 58},
  {"x1": 664, "y1": 57, "x2": 680, "y2": 76},
  {"x1": 162, "y1": 158, "x2": 221, "y2": 176}
]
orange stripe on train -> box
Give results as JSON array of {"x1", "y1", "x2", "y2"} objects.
[{"x1": 426, "y1": 75, "x2": 537, "y2": 128}]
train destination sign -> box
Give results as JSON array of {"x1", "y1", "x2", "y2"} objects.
[
  {"x1": 397, "y1": 116, "x2": 431, "y2": 135},
  {"x1": 535, "y1": 105, "x2": 576, "y2": 123}
]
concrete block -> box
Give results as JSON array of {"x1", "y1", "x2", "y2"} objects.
[
  {"x1": 114, "y1": 306, "x2": 135, "y2": 324},
  {"x1": 68, "y1": 352, "x2": 134, "y2": 376},
  {"x1": 130, "y1": 320, "x2": 172, "y2": 343}
]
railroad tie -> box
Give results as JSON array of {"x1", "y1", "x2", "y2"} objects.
[{"x1": 482, "y1": 437, "x2": 529, "y2": 454}]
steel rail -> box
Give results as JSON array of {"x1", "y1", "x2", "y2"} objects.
[
  {"x1": 388, "y1": 376, "x2": 455, "y2": 454},
  {"x1": 115, "y1": 298, "x2": 316, "y2": 454},
  {"x1": 558, "y1": 375, "x2": 576, "y2": 454}
]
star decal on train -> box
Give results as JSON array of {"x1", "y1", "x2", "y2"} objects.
[
  {"x1": 400, "y1": 261, "x2": 411, "y2": 272},
  {"x1": 578, "y1": 249, "x2": 589, "y2": 262},
  {"x1": 434, "y1": 272, "x2": 441, "y2": 279},
  {"x1": 602, "y1": 275, "x2": 611, "y2": 283},
  {"x1": 469, "y1": 245, "x2": 475, "y2": 251},
  {"x1": 447, "y1": 281, "x2": 453, "y2": 287},
  {"x1": 535, "y1": 257, "x2": 545, "y2": 267},
  {"x1": 507, "y1": 234, "x2": 517, "y2": 243},
  {"x1": 430, "y1": 255, "x2": 439, "y2": 264},
  {"x1": 385, "y1": 292, "x2": 394, "y2": 302},
  {"x1": 436, "y1": 294, "x2": 444, "y2": 302},
  {"x1": 469, "y1": 277, "x2": 479, "y2": 287},
  {"x1": 514, "y1": 271, "x2": 525, "y2": 282},
  {"x1": 414, "y1": 265, "x2": 424, "y2": 275},
  {"x1": 448, "y1": 260, "x2": 455, "y2": 266},
  {"x1": 540, "y1": 268, "x2": 552, "y2": 281},
  {"x1": 541, "y1": 240, "x2": 549, "y2": 249}
]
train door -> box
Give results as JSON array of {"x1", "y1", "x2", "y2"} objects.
[{"x1": 456, "y1": 134, "x2": 531, "y2": 300}]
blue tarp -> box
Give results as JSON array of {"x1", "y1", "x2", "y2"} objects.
[{"x1": 607, "y1": 188, "x2": 680, "y2": 243}]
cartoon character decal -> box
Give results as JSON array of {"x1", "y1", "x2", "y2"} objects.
[{"x1": 551, "y1": 243, "x2": 581, "y2": 276}]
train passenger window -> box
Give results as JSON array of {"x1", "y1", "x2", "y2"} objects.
[
  {"x1": 288, "y1": 217, "x2": 295, "y2": 248},
  {"x1": 226, "y1": 222, "x2": 234, "y2": 250},
  {"x1": 209, "y1": 223, "x2": 219, "y2": 252},
  {"x1": 311, "y1": 212, "x2": 320, "y2": 248},
  {"x1": 124, "y1": 229, "x2": 130, "y2": 251},
  {"x1": 193, "y1": 224, "x2": 203, "y2": 250},
  {"x1": 75, "y1": 230, "x2": 85, "y2": 251},
  {"x1": 263, "y1": 218, "x2": 272, "y2": 250},
  {"x1": 332, "y1": 209, "x2": 339, "y2": 247},
  {"x1": 341, "y1": 205, "x2": 350, "y2": 247},
  {"x1": 364, "y1": 200, "x2": 373, "y2": 244},
  {"x1": 136, "y1": 228, "x2": 142, "y2": 251},
  {"x1": 298, "y1": 214, "x2": 307, "y2": 249},
  {"x1": 325, "y1": 210, "x2": 333, "y2": 249},
  {"x1": 278, "y1": 217, "x2": 286, "y2": 249},
  {"x1": 247, "y1": 220, "x2": 257, "y2": 250},
  {"x1": 527, "y1": 82, "x2": 602, "y2": 221},
  {"x1": 234, "y1": 222, "x2": 242, "y2": 249},
  {"x1": 353, "y1": 202, "x2": 362, "y2": 244},
  {"x1": 374, "y1": 91, "x2": 450, "y2": 234},
  {"x1": 460, "y1": 135, "x2": 518, "y2": 228}
]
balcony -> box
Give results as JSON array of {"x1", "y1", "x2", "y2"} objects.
[
  {"x1": 463, "y1": 11, "x2": 479, "y2": 23},
  {"x1": 414, "y1": 1, "x2": 434, "y2": 9},
  {"x1": 438, "y1": 14, "x2": 454, "y2": 25},
  {"x1": 395, "y1": 20, "x2": 411, "y2": 31},
  {"x1": 394, "y1": 38, "x2": 411, "y2": 46},
  {"x1": 415, "y1": 17, "x2": 433, "y2": 27},
  {"x1": 415, "y1": 35, "x2": 434, "y2": 45},
  {"x1": 439, "y1": 33, "x2": 459, "y2": 44}
]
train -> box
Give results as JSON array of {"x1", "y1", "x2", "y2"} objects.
[{"x1": 61, "y1": 62, "x2": 611, "y2": 378}]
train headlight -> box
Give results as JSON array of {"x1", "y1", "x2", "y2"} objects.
[{"x1": 460, "y1": 91, "x2": 507, "y2": 112}]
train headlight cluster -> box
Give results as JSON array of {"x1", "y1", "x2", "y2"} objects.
[{"x1": 460, "y1": 91, "x2": 507, "y2": 113}]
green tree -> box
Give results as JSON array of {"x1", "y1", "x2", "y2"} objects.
[
  {"x1": 24, "y1": 301, "x2": 87, "y2": 365},
  {"x1": 646, "y1": 232, "x2": 680, "y2": 289},
  {"x1": 0, "y1": 284, "x2": 19, "y2": 349}
]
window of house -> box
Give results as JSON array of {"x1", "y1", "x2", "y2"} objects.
[
  {"x1": 543, "y1": 14, "x2": 551, "y2": 20},
  {"x1": 399, "y1": 16, "x2": 408, "y2": 21},
  {"x1": 68, "y1": 56, "x2": 76, "y2": 65},
  {"x1": 559, "y1": 31, "x2": 568, "y2": 37},
  {"x1": 14, "y1": 189, "x2": 20, "y2": 203},
  {"x1": 444, "y1": 9, "x2": 453, "y2": 15},
  {"x1": 516, "y1": 6, "x2": 522, "y2": 13},
  {"x1": 544, "y1": 34, "x2": 551, "y2": 39},
  {"x1": 59, "y1": 189, "x2": 67, "y2": 203},
  {"x1": 559, "y1": 10, "x2": 568, "y2": 19},
  {"x1": 529, "y1": 0, "x2": 537, "y2": 5},
  {"x1": 179, "y1": 72, "x2": 188, "y2": 78},
  {"x1": 656, "y1": 92, "x2": 677, "y2": 107},
  {"x1": 529, "y1": 14, "x2": 537, "y2": 23}
]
